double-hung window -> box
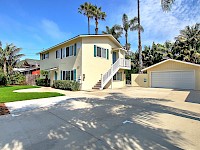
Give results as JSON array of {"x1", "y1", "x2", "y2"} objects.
[
  {"x1": 56, "y1": 49, "x2": 61, "y2": 59},
  {"x1": 113, "y1": 72, "x2": 122, "y2": 81},
  {"x1": 97, "y1": 47, "x2": 101, "y2": 57},
  {"x1": 62, "y1": 47, "x2": 66, "y2": 58},
  {"x1": 62, "y1": 70, "x2": 76, "y2": 81},
  {"x1": 41, "y1": 53, "x2": 49, "y2": 60},
  {"x1": 95, "y1": 45, "x2": 108, "y2": 59},
  {"x1": 69, "y1": 45, "x2": 74, "y2": 56}
]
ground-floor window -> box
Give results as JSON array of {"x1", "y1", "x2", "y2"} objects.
[
  {"x1": 61, "y1": 70, "x2": 76, "y2": 81},
  {"x1": 113, "y1": 72, "x2": 122, "y2": 81}
]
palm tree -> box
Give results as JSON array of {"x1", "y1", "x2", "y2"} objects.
[
  {"x1": 0, "y1": 42, "x2": 24, "y2": 75},
  {"x1": 91, "y1": 5, "x2": 106, "y2": 34},
  {"x1": 161, "y1": 0, "x2": 175, "y2": 11},
  {"x1": 102, "y1": 25, "x2": 123, "y2": 42},
  {"x1": 122, "y1": 13, "x2": 143, "y2": 51},
  {"x1": 78, "y1": 2, "x2": 93, "y2": 34}
]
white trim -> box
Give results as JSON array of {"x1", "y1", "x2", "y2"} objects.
[
  {"x1": 142, "y1": 59, "x2": 200, "y2": 71},
  {"x1": 112, "y1": 48, "x2": 127, "y2": 52},
  {"x1": 45, "y1": 67, "x2": 58, "y2": 71},
  {"x1": 38, "y1": 34, "x2": 122, "y2": 54}
]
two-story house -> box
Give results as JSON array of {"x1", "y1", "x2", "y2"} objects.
[{"x1": 39, "y1": 34, "x2": 131, "y2": 90}]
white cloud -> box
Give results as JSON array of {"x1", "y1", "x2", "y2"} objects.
[
  {"x1": 107, "y1": 0, "x2": 200, "y2": 51},
  {"x1": 41, "y1": 19, "x2": 67, "y2": 39}
]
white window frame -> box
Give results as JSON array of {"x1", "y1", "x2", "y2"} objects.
[
  {"x1": 56, "y1": 49, "x2": 61, "y2": 59},
  {"x1": 96, "y1": 46, "x2": 107, "y2": 59},
  {"x1": 113, "y1": 72, "x2": 123, "y2": 81},
  {"x1": 62, "y1": 47, "x2": 66, "y2": 58}
]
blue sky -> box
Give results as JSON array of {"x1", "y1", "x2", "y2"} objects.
[{"x1": 0, "y1": 0, "x2": 200, "y2": 60}]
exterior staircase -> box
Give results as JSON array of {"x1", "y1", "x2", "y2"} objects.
[
  {"x1": 92, "y1": 80, "x2": 102, "y2": 89},
  {"x1": 92, "y1": 58, "x2": 131, "y2": 90}
]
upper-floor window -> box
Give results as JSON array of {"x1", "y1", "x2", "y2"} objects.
[
  {"x1": 94, "y1": 45, "x2": 109, "y2": 59},
  {"x1": 56, "y1": 44, "x2": 76, "y2": 59},
  {"x1": 56, "y1": 49, "x2": 61, "y2": 59},
  {"x1": 69, "y1": 45, "x2": 74, "y2": 56},
  {"x1": 62, "y1": 47, "x2": 66, "y2": 58},
  {"x1": 41, "y1": 53, "x2": 49, "y2": 60}
]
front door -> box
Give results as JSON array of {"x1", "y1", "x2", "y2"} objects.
[
  {"x1": 113, "y1": 52, "x2": 117, "y2": 63},
  {"x1": 55, "y1": 71, "x2": 57, "y2": 80}
]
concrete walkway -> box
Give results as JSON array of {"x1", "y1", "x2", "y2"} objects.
[{"x1": 7, "y1": 87, "x2": 105, "y2": 114}]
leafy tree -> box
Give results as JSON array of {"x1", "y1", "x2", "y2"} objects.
[
  {"x1": 78, "y1": 2, "x2": 93, "y2": 34},
  {"x1": 102, "y1": 25, "x2": 123, "y2": 42},
  {"x1": 91, "y1": 5, "x2": 106, "y2": 34},
  {"x1": 171, "y1": 23, "x2": 200, "y2": 63}
]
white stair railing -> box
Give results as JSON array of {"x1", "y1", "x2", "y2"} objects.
[{"x1": 101, "y1": 58, "x2": 131, "y2": 89}]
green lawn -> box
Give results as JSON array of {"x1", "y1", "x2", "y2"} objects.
[{"x1": 0, "y1": 85, "x2": 64, "y2": 103}]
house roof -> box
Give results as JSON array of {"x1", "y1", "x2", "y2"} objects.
[
  {"x1": 38, "y1": 34, "x2": 123, "y2": 54},
  {"x1": 17, "y1": 59, "x2": 40, "y2": 68},
  {"x1": 141, "y1": 59, "x2": 200, "y2": 72}
]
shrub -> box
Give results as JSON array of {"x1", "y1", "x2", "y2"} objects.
[
  {"x1": 52, "y1": 80, "x2": 80, "y2": 91},
  {"x1": 36, "y1": 78, "x2": 50, "y2": 87},
  {"x1": 0, "y1": 72, "x2": 7, "y2": 86},
  {"x1": 9, "y1": 72, "x2": 26, "y2": 85}
]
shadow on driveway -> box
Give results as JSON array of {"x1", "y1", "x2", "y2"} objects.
[{"x1": 1, "y1": 92, "x2": 200, "y2": 149}]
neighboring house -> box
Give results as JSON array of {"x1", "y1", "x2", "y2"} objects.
[
  {"x1": 39, "y1": 34, "x2": 131, "y2": 90},
  {"x1": 14, "y1": 59, "x2": 40, "y2": 75},
  {"x1": 133, "y1": 59, "x2": 200, "y2": 90}
]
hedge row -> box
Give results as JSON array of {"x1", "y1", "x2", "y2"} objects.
[
  {"x1": 36, "y1": 78, "x2": 50, "y2": 87},
  {"x1": 52, "y1": 80, "x2": 80, "y2": 91}
]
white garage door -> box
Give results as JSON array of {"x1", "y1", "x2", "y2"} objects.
[{"x1": 151, "y1": 71, "x2": 195, "y2": 90}]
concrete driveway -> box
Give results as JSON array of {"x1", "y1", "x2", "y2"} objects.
[{"x1": 0, "y1": 87, "x2": 200, "y2": 150}]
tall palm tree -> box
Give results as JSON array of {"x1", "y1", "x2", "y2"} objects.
[
  {"x1": 91, "y1": 5, "x2": 106, "y2": 34},
  {"x1": 136, "y1": 0, "x2": 175, "y2": 73},
  {"x1": 122, "y1": 13, "x2": 143, "y2": 51},
  {"x1": 102, "y1": 25, "x2": 123, "y2": 42},
  {"x1": 78, "y1": 2, "x2": 93, "y2": 34},
  {"x1": 0, "y1": 42, "x2": 24, "y2": 75}
]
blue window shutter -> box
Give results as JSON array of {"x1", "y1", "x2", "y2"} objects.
[
  {"x1": 74, "y1": 43, "x2": 77, "y2": 56},
  {"x1": 107, "y1": 49, "x2": 109, "y2": 60},
  {"x1": 61, "y1": 48, "x2": 62, "y2": 59},
  {"x1": 60, "y1": 70, "x2": 62, "y2": 80},
  {"x1": 73, "y1": 69, "x2": 76, "y2": 81},
  {"x1": 94, "y1": 45, "x2": 96, "y2": 57}
]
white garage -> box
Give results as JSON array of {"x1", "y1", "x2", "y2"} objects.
[
  {"x1": 141, "y1": 59, "x2": 200, "y2": 90},
  {"x1": 151, "y1": 71, "x2": 195, "y2": 90}
]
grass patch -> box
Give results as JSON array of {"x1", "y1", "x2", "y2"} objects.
[{"x1": 0, "y1": 85, "x2": 64, "y2": 103}]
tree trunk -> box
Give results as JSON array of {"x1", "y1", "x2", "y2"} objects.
[
  {"x1": 125, "y1": 32, "x2": 128, "y2": 50},
  {"x1": 88, "y1": 17, "x2": 90, "y2": 34},
  {"x1": 95, "y1": 17, "x2": 98, "y2": 34},
  {"x1": 138, "y1": 0, "x2": 143, "y2": 73},
  {"x1": 3, "y1": 59, "x2": 7, "y2": 75}
]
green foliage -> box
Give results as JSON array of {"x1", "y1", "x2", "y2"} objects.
[
  {"x1": 102, "y1": 25, "x2": 123, "y2": 42},
  {"x1": 8, "y1": 72, "x2": 26, "y2": 85},
  {"x1": 40, "y1": 70, "x2": 49, "y2": 78},
  {"x1": 0, "y1": 42, "x2": 24, "y2": 75},
  {"x1": 0, "y1": 72, "x2": 7, "y2": 86},
  {"x1": 36, "y1": 78, "x2": 50, "y2": 87},
  {"x1": 52, "y1": 80, "x2": 80, "y2": 91}
]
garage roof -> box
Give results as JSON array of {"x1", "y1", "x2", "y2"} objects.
[{"x1": 141, "y1": 59, "x2": 200, "y2": 72}]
